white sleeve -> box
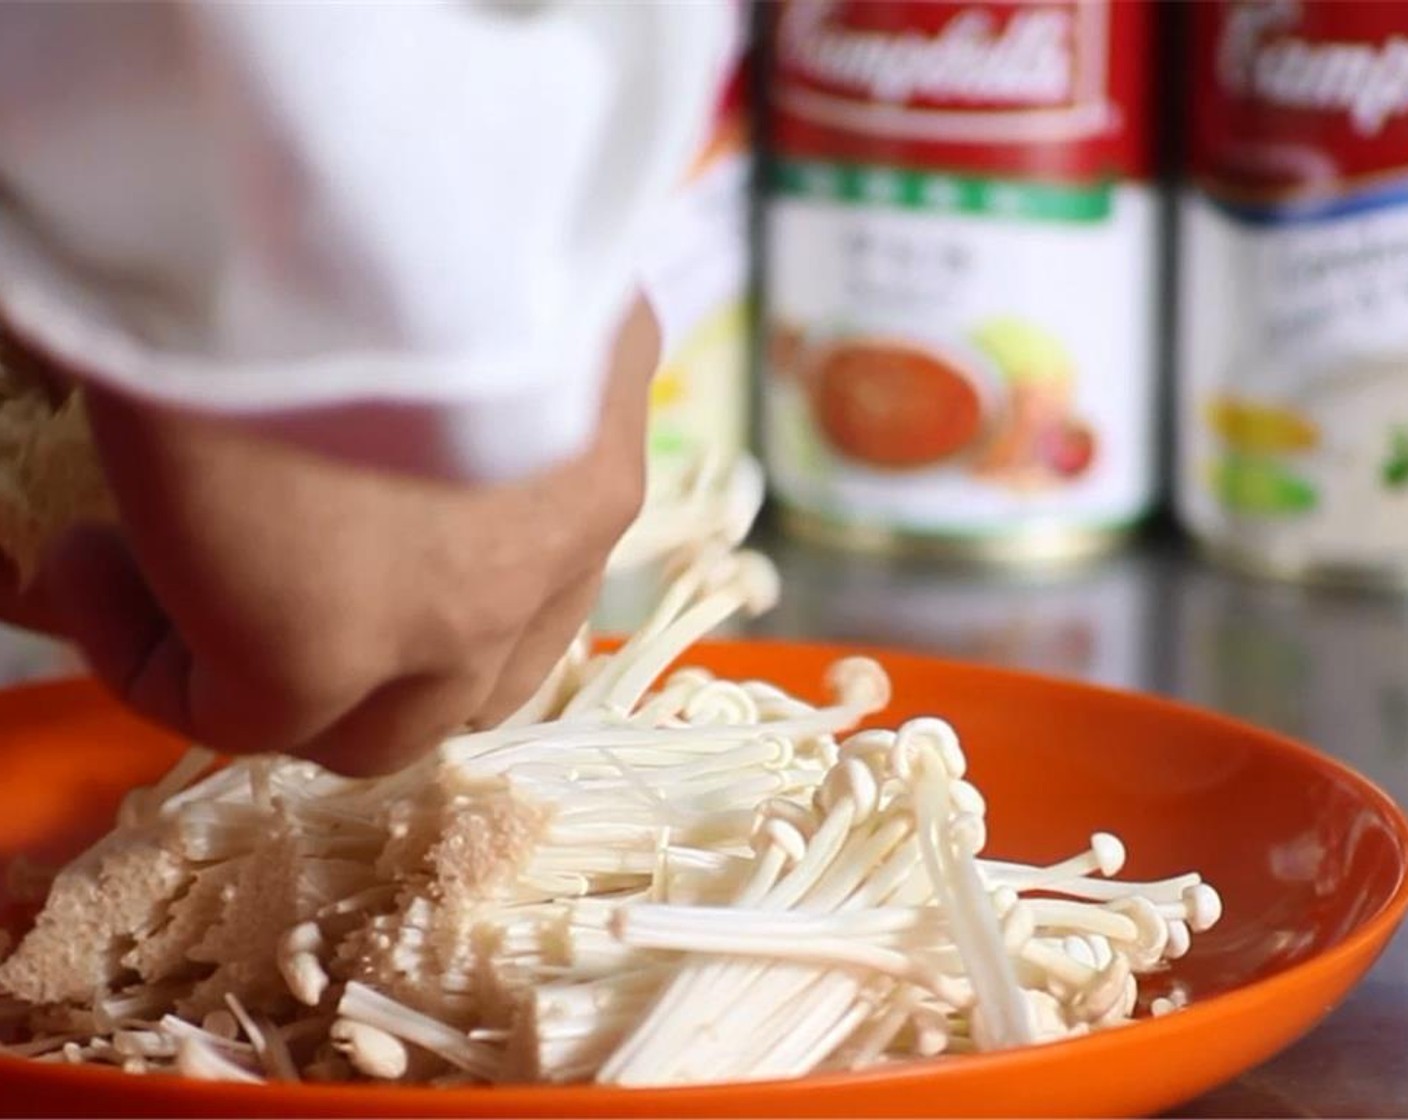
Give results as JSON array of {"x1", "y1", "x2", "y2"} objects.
[{"x1": 0, "y1": 2, "x2": 735, "y2": 481}]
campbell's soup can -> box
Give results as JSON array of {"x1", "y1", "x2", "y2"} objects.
[
  {"x1": 1178, "y1": 1, "x2": 1408, "y2": 589},
  {"x1": 762, "y1": 0, "x2": 1160, "y2": 564}
]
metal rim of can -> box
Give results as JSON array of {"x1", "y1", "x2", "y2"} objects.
[
  {"x1": 1194, "y1": 537, "x2": 1408, "y2": 598},
  {"x1": 776, "y1": 505, "x2": 1140, "y2": 570}
]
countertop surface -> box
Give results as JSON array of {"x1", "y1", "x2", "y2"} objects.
[{"x1": 2, "y1": 529, "x2": 1404, "y2": 1117}]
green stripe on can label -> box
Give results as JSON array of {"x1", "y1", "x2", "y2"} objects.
[{"x1": 772, "y1": 159, "x2": 1113, "y2": 222}]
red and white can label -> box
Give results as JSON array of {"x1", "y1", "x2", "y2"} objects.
[
  {"x1": 764, "y1": 0, "x2": 1159, "y2": 539},
  {"x1": 1178, "y1": 1, "x2": 1408, "y2": 575}
]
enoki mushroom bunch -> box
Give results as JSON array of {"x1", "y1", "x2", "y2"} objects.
[{"x1": 0, "y1": 542, "x2": 1219, "y2": 1087}]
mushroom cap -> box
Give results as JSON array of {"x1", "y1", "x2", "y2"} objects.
[
  {"x1": 826, "y1": 657, "x2": 892, "y2": 715},
  {"x1": 1109, "y1": 896, "x2": 1170, "y2": 971},
  {"x1": 892, "y1": 718, "x2": 965, "y2": 780},
  {"x1": 721, "y1": 457, "x2": 766, "y2": 547},
  {"x1": 1183, "y1": 883, "x2": 1223, "y2": 932},
  {"x1": 818, "y1": 756, "x2": 881, "y2": 821},
  {"x1": 712, "y1": 551, "x2": 780, "y2": 615},
  {"x1": 682, "y1": 681, "x2": 758, "y2": 727},
  {"x1": 1165, "y1": 920, "x2": 1192, "y2": 960},
  {"x1": 1090, "y1": 833, "x2": 1126, "y2": 878},
  {"x1": 951, "y1": 812, "x2": 986, "y2": 856}
]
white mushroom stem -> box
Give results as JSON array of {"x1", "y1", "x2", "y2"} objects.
[
  {"x1": 277, "y1": 921, "x2": 329, "y2": 1007},
  {"x1": 96, "y1": 985, "x2": 186, "y2": 1029},
  {"x1": 604, "y1": 772, "x2": 924, "y2": 1085},
  {"x1": 597, "y1": 554, "x2": 782, "y2": 716},
  {"x1": 611, "y1": 906, "x2": 959, "y2": 989},
  {"x1": 338, "y1": 982, "x2": 496, "y2": 1079},
  {"x1": 628, "y1": 669, "x2": 715, "y2": 725},
  {"x1": 224, "y1": 993, "x2": 299, "y2": 1082},
  {"x1": 792, "y1": 812, "x2": 910, "y2": 914},
  {"x1": 1018, "y1": 899, "x2": 1142, "y2": 943},
  {"x1": 736, "y1": 974, "x2": 869, "y2": 1082},
  {"x1": 117, "y1": 747, "x2": 220, "y2": 828},
  {"x1": 562, "y1": 548, "x2": 769, "y2": 718},
  {"x1": 331, "y1": 1019, "x2": 409, "y2": 1080},
  {"x1": 160, "y1": 1014, "x2": 251, "y2": 1055},
  {"x1": 1073, "y1": 956, "x2": 1135, "y2": 1024},
  {"x1": 500, "y1": 630, "x2": 591, "y2": 729},
  {"x1": 1018, "y1": 937, "x2": 1100, "y2": 990},
  {"x1": 617, "y1": 541, "x2": 730, "y2": 648},
  {"x1": 1107, "y1": 896, "x2": 1172, "y2": 970},
  {"x1": 981, "y1": 862, "x2": 1202, "y2": 905},
  {"x1": 906, "y1": 731, "x2": 1033, "y2": 1049},
  {"x1": 607, "y1": 455, "x2": 764, "y2": 572},
  {"x1": 443, "y1": 722, "x2": 796, "y2": 771},
  {"x1": 888, "y1": 718, "x2": 967, "y2": 779},
  {"x1": 1023, "y1": 990, "x2": 1073, "y2": 1040},
  {"x1": 442, "y1": 669, "x2": 886, "y2": 774},
  {"x1": 174, "y1": 1036, "x2": 263, "y2": 1084},
  {"x1": 979, "y1": 833, "x2": 1127, "y2": 887},
  {"x1": 596, "y1": 804, "x2": 824, "y2": 1081},
  {"x1": 1058, "y1": 935, "x2": 1110, "y2": 970},
  {"x1": 836, "y1": 1001, "x2": 913, "y2": 1068},
  {"x1": 2, "y1": 1032, "x2": 91, "y2": 1058},
  {"x1": 681, "y1": 680, "x2": 761, "y2": 727}
]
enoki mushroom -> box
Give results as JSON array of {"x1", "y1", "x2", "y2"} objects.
[{"x1": 0, "y1": 538, "x2": 1220, "y2": 1088}]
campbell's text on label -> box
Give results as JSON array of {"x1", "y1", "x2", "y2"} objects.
[
  {"x1": 772, "y1": 0, "x2": 1153, "y2": 180},
  {"x1": 1193, "y1": 0, "x2": 1408, "y2": 199}
]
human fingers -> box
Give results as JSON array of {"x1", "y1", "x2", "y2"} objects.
[
  {"x1": 0, "y1": 553, "x2": 69, "y2": 638},
  {"x1": 296, "y1": 657, "x2": 513, "y2": 778},
  {"x1": 41, "y1": 522, "x2": 370, "y2": 752},
  {"x1": 475, "y1": 570, "x2": 603, "y2": 729},
  {"x1": 40, "y1": 524, "x2": 173, "y2": 717}
]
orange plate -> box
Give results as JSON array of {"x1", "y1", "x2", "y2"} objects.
[{"x1": 0, "y1": 639, "x2": 1405, "y2": 1118}]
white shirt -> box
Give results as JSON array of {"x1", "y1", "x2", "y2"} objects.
[{"x1": 0, "y1": 1, "x2": 736, "y2": 481}]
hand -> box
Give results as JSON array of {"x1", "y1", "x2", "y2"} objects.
[{"x1": 34, "y1": 297, "x2": 657, "y2": 775}]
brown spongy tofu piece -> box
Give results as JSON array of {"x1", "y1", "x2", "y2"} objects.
[
  {"x1": 121, "y1": 860, "x2": 241, "y2": 985},
  {"x1": 177, "y1": 834, "x2": 379, "y2": 1019},
  {"x1": 0, "y1": 384, "x2": 115, "y2": 585},
  {"x1": 431, "y1": 788, "x2": 551, "y2": 907},
  {"x1": 177, "y1": 836, "x2": 304, "y2": 1018},
  {"x1": 425, "y1": 788, "x2": 551, "y2": 982},
  {"x1": 0, "y1": 838, "x2": 189, "y2": 1005},
  {"x1": 331, "y1": 783, "x2": 551, "y2": 1018}
]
